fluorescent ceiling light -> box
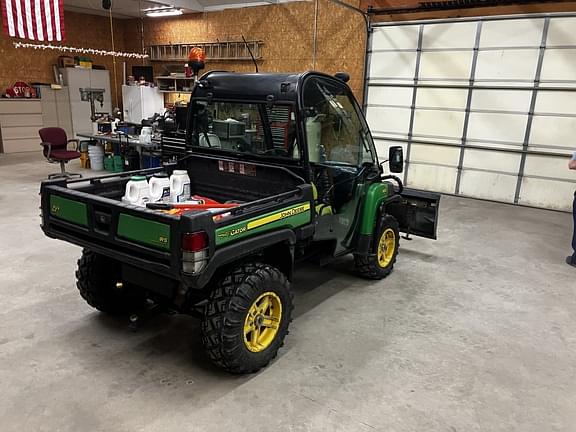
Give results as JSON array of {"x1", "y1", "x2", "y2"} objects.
[{"x1": 146, "y1": 8, "x2": 183, "y2": 17}]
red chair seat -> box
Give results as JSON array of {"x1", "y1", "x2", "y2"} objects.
[{"x1": 50, "y1": 150, "x2": 81, "y2": 161}]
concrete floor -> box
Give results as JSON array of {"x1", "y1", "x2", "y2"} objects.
[{"x1": 1, "y1": 152, "x2": 575, "y2": 432}]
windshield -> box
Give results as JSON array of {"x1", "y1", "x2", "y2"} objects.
[
  {"x1": 302, "y1": 77, "x2": 377, "y2": 168},
  {"x1": 188, "y1": 100, "x2": 300, "y2": 161}
]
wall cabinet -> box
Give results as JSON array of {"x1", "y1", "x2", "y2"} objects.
[{"x1": 0, "y1": 87, "x2": 74, "y2": 154}]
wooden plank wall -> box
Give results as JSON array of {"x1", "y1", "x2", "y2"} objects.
[
  {"x1": 0, "y1": 1, "x2": 367, "y2": 108},
  {"x1": 123, "y1": 0, "x2": 368, "y2": 100},
  {"x1": 0, "y1": 12, "x2": 126, "y2": 108}
]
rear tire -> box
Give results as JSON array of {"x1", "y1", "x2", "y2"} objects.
[
  {"x1": 76, "y1": 249, "x2": 146, "y2": 314},
  {"x1": 355, "y1": 215, "x2": 400, "y2": 280},
  {"x1": 201, "y1": 263, "x2": 293, "y2": 374}
]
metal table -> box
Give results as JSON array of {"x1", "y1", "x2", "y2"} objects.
[{"x1": 77, "y1": 133, "x2": 160, "y2": 169}]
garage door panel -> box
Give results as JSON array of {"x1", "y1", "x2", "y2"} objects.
[
  {"x1": 540, "y1": 49, "x2": 576, "y2": 82},
  {"x1": 419, "y1": 51, "x2": 472, "y2": 80},
  {"x1": 371, "y1": 25, "x2": 420, "y2": 50},
  {"x1": 523, "y1": 155, "x2": 576, "y2": 181},
  {"x1": 366, "y1": 86, "x2": 413, "y2": 107},
  {"x1": 519, "y1": 178, "x2": 574, "y2": 211},
  {"x1": 459, "y1": 170, "x2": 518, "y2": 201},
  {"x1": 546, "y1": 17, "x2": 576, "y2": 46},
  {"x1": 422, "y1": 22, "x2": 477, "y2": 49},
  {"x1": 528, "y1": 144, "x2": 574, "y2": 155},
  {"x1": 479, "y1": 19, "x2": 544, "y2": 47},
  {"x1": 368, "y1": 52, "x2": 417, "y2": 79},
  {"x1": 412, "y1": 134, "x2": 462, "y2": 145},
  {"x1": 366, "y1": 106, "x2": 411, "y2": 136},
  {"x1": 534, "y1": 91, "x2": 576, "y2": 115},
  {"x1": 475, "y1": 49, "x2": 539, "y2": 81},
  {"x1": 471, "y1": 89, "x2": 532, "y2": 112},
  {"x1": 416, "y1": 88, "x2": 468, "y2": 109},
  {"x1": 367, "y1": 16, "x2": 576, "y2": 211},
  {"x1": 408, "y1": 164, "x2": 457, "y2": 193},
  {"x1": 413, "y1": 110, "x2": 465, "y2": 138},
  {"x1": 410, "y1": 143, "x2": 460, "y2": 165},
  {"x1": 465, "y1": 140, "x2": 522, "y2": 151},
  {"x1": 529, "y1": 116, "x2": 576, "y2": 147},
  {"x1": 467, "y1": 112, "x2": 528, "y2": 143},
  {"x1": 462, "y1": 149, "x2": 521, "y2": 174}
]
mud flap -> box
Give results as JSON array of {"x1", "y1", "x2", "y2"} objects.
[{"x1": 385, "y1": 188, "x2": 440, "y2": 240}]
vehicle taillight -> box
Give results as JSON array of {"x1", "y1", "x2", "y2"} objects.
[
  {"x1": 182, "y1": 231, "x2": 208, "y2": 252},
  {"x1": 182, "y1": 231, "x2": 209, "y2": 274}
]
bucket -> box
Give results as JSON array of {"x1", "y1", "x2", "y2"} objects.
[
  {"x1": 88, "y1": 143, "x2": 104, "y2": 171},
  {"x1": 122, "y1": 176, "x2": 150, "y2": 206}
]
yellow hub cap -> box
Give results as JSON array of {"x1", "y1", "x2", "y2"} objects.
[
  {"x1": 243, "y1": 292, "x2": 283, "y2": 353},
  {"x1": 377, "y1": 228, "x2": 396, "y2": 268}
]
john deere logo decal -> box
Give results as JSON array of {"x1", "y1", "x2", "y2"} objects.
[
  {"x1": 217, "y1": 203, "x2": 310, "y2": 241},
  {"x1": 279, "y1": 205, "x2": 308, "y2": 219}
]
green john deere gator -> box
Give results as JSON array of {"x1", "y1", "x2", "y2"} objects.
[{"x1": 40, "y1": 71, "x2": 440, "y2": 373}]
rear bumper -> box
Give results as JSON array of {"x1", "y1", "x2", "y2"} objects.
[{"x1": 43, "y1": 224, "x2": 178, "y2": 280}]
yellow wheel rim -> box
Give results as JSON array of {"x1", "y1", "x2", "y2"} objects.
[
  {"x1": 243, "y1": 292, "x2": 283, "y2": 353},
  {"x1": 377, "y1": 228, "x2": 396, "y2": 268}
]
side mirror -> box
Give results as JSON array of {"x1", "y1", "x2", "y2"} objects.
[{"x1": 389, "y1": 146, "x2": 403, "y2": 173}]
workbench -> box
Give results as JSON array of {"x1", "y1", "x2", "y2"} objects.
[{"x1": 77, "y1": 132, "x2": 160, "y2": 168}]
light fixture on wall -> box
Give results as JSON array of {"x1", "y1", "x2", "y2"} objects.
[{"x1": 145, "y1": 7, "x2": 183, "y2": 17}]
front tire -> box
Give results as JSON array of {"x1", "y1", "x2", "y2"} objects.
[
  {"x1": 355, "y1": 215, "x2": 400, "y2": 279},
  {"x1": 201, "y1": 263, "x2": 293, "y2": 374},
  {"x1": 76, "y1": 249, "x2": 146, "y2": 314}
]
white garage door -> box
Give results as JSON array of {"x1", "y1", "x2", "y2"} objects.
[{"x1": 365, "y1": 14, "x2": 576, "y2": 211}]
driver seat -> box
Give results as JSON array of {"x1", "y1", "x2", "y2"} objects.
[{"x1": 311, "y1": 183, "x2": 333, "y2": 216}]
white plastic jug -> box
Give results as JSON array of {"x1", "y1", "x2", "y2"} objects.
[
  {"x1": 122, "y1": 176, "x2": 150, "y2": 206},
  {"x1": 139, "y1": 126, "x2": 152, "y2": 145},
  {"x1": 149, "y1": 173, "x2": 171, "y2": 202},
  {"x1": 170, "y1": 170, "x2": 191, "y2": 203}
]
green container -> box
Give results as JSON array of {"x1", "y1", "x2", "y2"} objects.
[
  {"x1": 113, "y1": 155, "x2": 123, "y2": 172},
  {"x1": 104, "y1": 155, "x2": 114, "y2": 172}
]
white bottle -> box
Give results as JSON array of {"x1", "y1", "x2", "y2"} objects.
[
  {"x1": 122, "y1": 176, "x2": 150, "y2": 206},
  {"x1": 149, "y1": 173, "x2": 171, "y2": 202},
  {"x1": 139, "y1": 126, "x2": 152, "y2": 145},
  {"x1": 170, "y1": 170, "x2": 191, "y2": 203}
]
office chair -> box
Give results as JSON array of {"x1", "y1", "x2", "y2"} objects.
[{"x1": 39, "y1": 127, "x2": 82, "y2": 179}]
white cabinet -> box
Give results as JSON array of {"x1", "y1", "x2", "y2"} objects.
[
  {"x1": 122, "y1": 85, "x2": 164, "y2": 124},
  {"x1": 60, "y1": 68, "x2": 112, "y2": 137},
  {"x1": 39, "y1": 86, "x2": 73, "y2": 138},
  {"x1": 0, "y1": 100, "x2": 43, "y2": 153}
]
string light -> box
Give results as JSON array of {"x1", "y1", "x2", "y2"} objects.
[{"x1": 12, "y1": 41, "x2": 149, "y2": 59}]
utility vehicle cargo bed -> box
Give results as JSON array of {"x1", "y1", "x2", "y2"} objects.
[{"x1": 41, "y1": 155, "x2": 314, "y2": 284}]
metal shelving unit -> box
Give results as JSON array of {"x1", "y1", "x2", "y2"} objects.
[
  {"x1": 148, "y1": 40, "x2": 264, "y2": 62},
  {"x1": 155, "y1": 76, "x2": 194, "y2": 93}
]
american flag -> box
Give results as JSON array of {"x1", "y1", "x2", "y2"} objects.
[{"x1": 2, "y1": 0, "x2": 65, "y2": 41}]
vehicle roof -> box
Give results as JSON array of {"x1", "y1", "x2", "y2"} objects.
[{"x1": 194, "y1": 71, "x2": 343, "y2": 103}]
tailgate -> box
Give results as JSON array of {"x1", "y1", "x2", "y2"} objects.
[
  {"x1": 41, "y1": 181, "x2": 182, "y2": 278},
  {"x1": 387, "y1": 188, "x2": 441, "y2": 240}
]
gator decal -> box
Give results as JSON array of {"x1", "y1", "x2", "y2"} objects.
[
  {"x1": 117, "y1": 214, "x2": 170, "y2": 250},
  {"x1": 216, "y1": 203, "x2": 311, "y2": 246},
  {"x1": 50, "y1": 195, "x2": 88, "y2": 227}
]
